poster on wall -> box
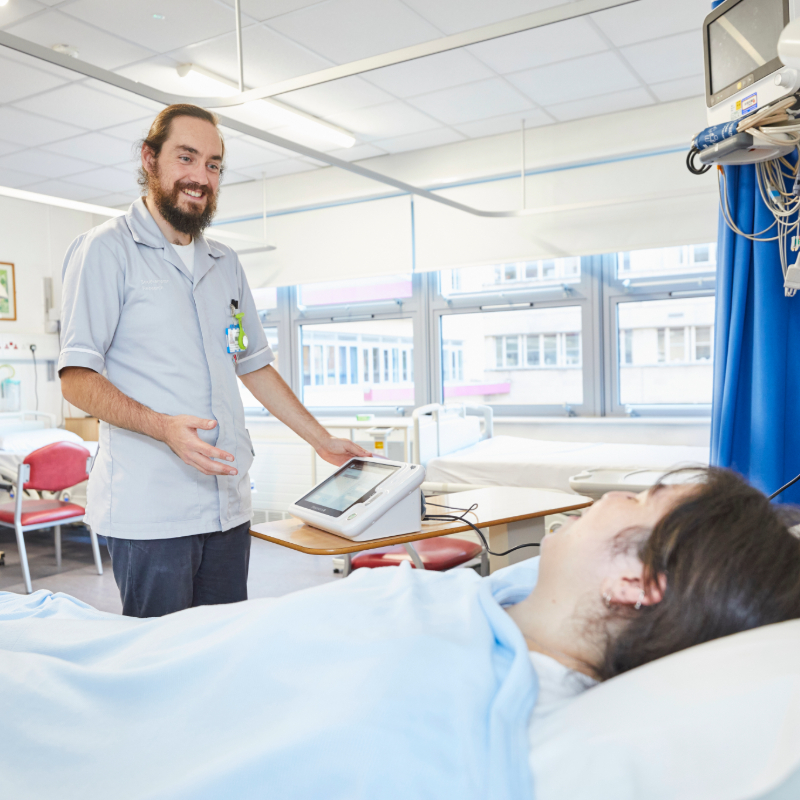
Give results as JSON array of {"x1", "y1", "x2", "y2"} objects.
[{"x1": 0, "y1": 263, "x2": 16, "y2": 321}]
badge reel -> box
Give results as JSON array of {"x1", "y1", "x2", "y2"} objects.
[{"x1": 226, "y1": 299, "x2": 248, "y2": 363}]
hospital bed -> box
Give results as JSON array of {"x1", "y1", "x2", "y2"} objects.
[
  {"x1": 0, "y1": 559, "x2": 797, "y2": 800},
  {"x1": 413, "y1": 404, "x2": 709, "y2": 495}
]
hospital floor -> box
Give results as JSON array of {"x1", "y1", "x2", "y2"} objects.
[{"x1": 0, "y1": 524, "x2": 340, "y2": 613}]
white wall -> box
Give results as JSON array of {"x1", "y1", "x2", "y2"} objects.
[{"x1": 0, "y1": 195, "x2": 95, "y2": 421}]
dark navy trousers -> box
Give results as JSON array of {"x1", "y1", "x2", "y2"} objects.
[{"x1": 106, "y1": 521, "x2": 251, "y2": 618}]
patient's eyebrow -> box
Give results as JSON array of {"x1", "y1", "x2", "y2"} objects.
[{"x1": 649, "y1": 483, "x2": 667, "y2": 498}]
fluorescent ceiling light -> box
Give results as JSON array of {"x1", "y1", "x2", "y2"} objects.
[
  {"x1": 177, "y1": 63, "x2": 356, "y2": 149},
  {"x1": 0, "y1": 185, "x2": 274, "y2": 252}
]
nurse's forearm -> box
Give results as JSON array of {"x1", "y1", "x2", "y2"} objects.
[
  {"x1": 61, "y1": 367, "x2": 167, "y2": 439},
  {"x1": 240, "y1": 365, "x2": 329, "y2": 448},
  {"x1": 59, "y1": 367, "x2": 238, "y2": 476}
]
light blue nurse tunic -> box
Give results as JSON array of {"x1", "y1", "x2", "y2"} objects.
[{"x1": 57, "y1": 198, "x2": 274, "y2": 540}]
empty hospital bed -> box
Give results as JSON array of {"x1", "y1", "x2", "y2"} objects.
[{"x1": 413, "y1": 404, "x2": 709, "y2": 495}]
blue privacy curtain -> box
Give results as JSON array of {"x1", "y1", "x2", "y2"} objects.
[{"x1": 710, "y1": 160, "x2": 800, "y2": 502}]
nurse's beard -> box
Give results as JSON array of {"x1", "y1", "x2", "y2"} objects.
[{"x1": 148, "y1": 166, "x2": 218, "y2": 238}]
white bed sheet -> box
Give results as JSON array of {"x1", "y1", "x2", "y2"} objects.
[{"x1": 425, "y1": 436, "x2": 709, "y2": 493}]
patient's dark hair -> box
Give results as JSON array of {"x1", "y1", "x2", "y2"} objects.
[{"x1": 599, "y1": 467, "x2": 800, "y2": 680}]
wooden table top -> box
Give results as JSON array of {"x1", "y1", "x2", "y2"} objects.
[{"x1": 250, "y1": 486, "x2": 593, "y2": 555}]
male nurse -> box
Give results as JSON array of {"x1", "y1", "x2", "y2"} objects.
[{"x1": 59, "y1": 103, "x2": 370, "y2": 618}]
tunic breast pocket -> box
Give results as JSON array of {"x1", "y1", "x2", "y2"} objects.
[{"x1": 109, "y1": 427, "x2": 200, "y2": 525}]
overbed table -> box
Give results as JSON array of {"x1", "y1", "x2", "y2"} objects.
[{"x1": 250, "y1": 486, "x2": 593, "y2": 575}]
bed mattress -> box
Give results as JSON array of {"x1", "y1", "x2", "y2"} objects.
[{"x1": 425, "y1": 436, "x2": 709, "y2": 493}]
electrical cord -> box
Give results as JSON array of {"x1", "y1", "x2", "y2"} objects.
[
  {"x1": 30, "y1": 344, "x2": 39, "y2": 412},
  {"x1": 686, "y1": 146, "x2": 711, "y2": 175},
  {"x1": 423, "y1": 501, "x2": 542, "y2": 558},
  {"x1": 769, "y1": 472, "x2": 800, "y2": 500}
]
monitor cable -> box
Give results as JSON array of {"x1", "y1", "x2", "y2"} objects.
[{"x1": 423, "y1": 500, "x2": 541, "y2": 558}]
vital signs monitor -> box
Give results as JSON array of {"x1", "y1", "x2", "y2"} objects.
[{"x1": 288, "y1": 458, "x2": 426, "y2": 541}]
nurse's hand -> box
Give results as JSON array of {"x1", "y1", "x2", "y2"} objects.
[
  {"x1": 160, "y1": 415, "x2": 238, "y2": 476},
  {"x1": 315, "y1": 437, "x2": 372, "y2": 467}
]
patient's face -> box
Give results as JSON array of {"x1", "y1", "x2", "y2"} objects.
[{"x1": 537, "y1": 484, "x2": 693, "y2": 603}]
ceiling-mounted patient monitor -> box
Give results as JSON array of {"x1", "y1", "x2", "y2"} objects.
[{"x1": 705, "y1": 0, "x2": 800, "y2": 126}]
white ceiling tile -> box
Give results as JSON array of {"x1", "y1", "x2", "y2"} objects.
[
  {"x1": 592, "y1": 0, "x2": 709, "y2": 48},
  {"x1": 6, "y1": 10, "x2": 155, "y2": 69},
  {"x1": 506, "y1": 51, "x2": 640, "y2": 106},
  {"x1": 101, "y1": 117, "x2": 155, "y2": 143},
  {"x1": 325, "y1": 101, "x2": 440, "y2": 141},
  {"x1": 0, "y1": 106, "x2": 85, "y2": 145},
  {"x1": 224, "y1": 0, "x2": 325, "y2": 22},
  {"x1": 70, "y1": 166, "x2": 139, "y2": 194},
  {"x1": 0, "y1": 43, "x2": 83, "y2": 82},
  {"x1": 267, "y1": 0, "x2": 440, "y2": 63},
  {"x1": 62, "y1": 0, "x2": 255, "y2": 53},
  {"x1": 84, "y1": 192, "x2": 138, "y2": 209},
  {"x1": 324, "y1": 143, "x2": 387, "y2": 162},
  {"x1": 545, "y1": 86, "x2": 654, "y2": 123},
  {"x1": 371, "y1": 127, "x2": 465, "y2": 154},
  {"x1": 0, "y1": 148, "x2": 95, "y2": 178},
  {"x1": 281, "y1": 76, "x2": 392, "y2": 118},
  {"x1": 407, "y1": 78, "x2": 532, "y2": 125},
  {"x1": 620, "y1": 31, "x2": 704, "y2": 85},
  {"x1": 0, "y1": 166, "x2": 43, "y2": 187},
  {"x1": 0, "y1": 140, "x2": 22, "y2": 157},
  {"x1": 219, "y1": 171, "x2": 252, "y2": 187},
  {"x1": 0, "y1": 0, "x2": 48, "y2": 28},
  {"x1": 83, "y1": 79, "x2": 165, "y2": 113},
  {"x1": 365, "y1": 50, "x2": 495, "y2": 98},
  {"x1": 234, "y1": 159, "x2": 318, "y2": 180},
  {"x1": 402, "y1": 0, "x2": 571, "y2": 35},
  {"x1": 650, "y1": 75, "x2": 706, "y2": 103},
  {"x1": 43, "y1": 132, "x2": 138, "y2": 166},
  {"x1": 223, "y1": 136, "x2": 287, "y2": 171},
  {"x1": 0, "y1": 53, "x2": 67, "y2": 103},
  {"x1": 467, "y1": 17, "x2": 607, "y2": 75},
  {"x1": 23, "y1": 178, "x2": 105, "y2": 202},
  {"x1": 14, "y1": 83, "x2": 154, "y2": 130},
  {"x1": 452, "y1": 108, "x2": 554, "y2": 139}
]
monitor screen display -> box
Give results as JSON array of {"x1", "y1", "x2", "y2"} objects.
[
  {"x1": 709, "y1": 0, "x2": 786, "y2": 95},
  {"x1": 298, "y1": 460, "x2": 398, "y2": 516}
]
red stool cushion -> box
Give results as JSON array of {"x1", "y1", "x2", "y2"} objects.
[
  {"x1": 351, "y1": 537, "x2": 483, "y2": 571},
  {"x1": 0, "y1": 500, "x2": 85, "y2": 527}
]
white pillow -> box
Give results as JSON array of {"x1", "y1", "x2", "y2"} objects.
[
  {"x1": 0, "y1": 428, "x2": 85, "y2": 452},
  {"x1": 531, "y1": 619, "x2": 800, "y2": 800}
]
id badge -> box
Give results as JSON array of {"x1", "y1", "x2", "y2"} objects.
[{"x1": 226, "y1": 324, "x2": 243, "y2": 354}]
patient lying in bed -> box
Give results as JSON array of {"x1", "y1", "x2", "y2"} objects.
[{"x1": 1, "y1": 468, "x2": 798, "y2": 800}]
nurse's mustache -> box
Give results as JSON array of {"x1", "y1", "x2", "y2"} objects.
[{"x1": 175, "y1": 181, "x2": 209, "y2": 196}]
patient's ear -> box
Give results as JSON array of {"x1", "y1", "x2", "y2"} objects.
[{"x1": 602, "y1": 571, "x2": 666, "y2": 608}]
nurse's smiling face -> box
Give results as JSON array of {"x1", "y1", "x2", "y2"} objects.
[{"x1": 142, "y1": 115, "x2": 224, "y2": 239}]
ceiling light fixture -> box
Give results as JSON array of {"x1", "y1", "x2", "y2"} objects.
[
  {"x1": 177, "y1": 63, "x2": 356, "y2": 149},
  {"x1": 0, "y1": 0, "x2": 10, "y2": 7},
  {"x1": 52, "y1": 44, "x2": 79, "y2": 58}
]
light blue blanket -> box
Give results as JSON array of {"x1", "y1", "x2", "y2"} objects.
[{"x1": 0, "y1": 560, "x2": 540, "y2": 800}]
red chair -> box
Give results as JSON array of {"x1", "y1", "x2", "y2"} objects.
[
  {"x1": 0, "y1": 441, "x2": 102, "y2": 594},
  {"x1": 350, "y1": 538, "x2": 486, "y2": 574}
]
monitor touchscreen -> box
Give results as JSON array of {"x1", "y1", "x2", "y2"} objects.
[{"x1": 297, "y1": 460, "x2": 399, "y2": 517}]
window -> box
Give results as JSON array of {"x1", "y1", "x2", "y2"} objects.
[
  {"x1": 616, "y1": 244, "x2": 718, "y2": 280},
  {"x1": 298, "y1": 274, "x2": 412, "y2": 306},
  {"x1": 299, "y1": 319, "x2": 415, "y2": 407},
  {"x1": 617, "y1": 296, "x2": 715, "y2": 405},
  {"x1": 440, "y1": 307, "x2": 583, "y2": 406},
  {"x1": 439, "y1": 258, "x2": 581, "y2": 298}
]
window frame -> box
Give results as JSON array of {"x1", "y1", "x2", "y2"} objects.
[{"x1": 602, "y1": 252, "x2": 716, "y2": 417}]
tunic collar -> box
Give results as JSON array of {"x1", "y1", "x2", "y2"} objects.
[{"x1": 124, "y1": 197, "x2": 226, "y2": 284}]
